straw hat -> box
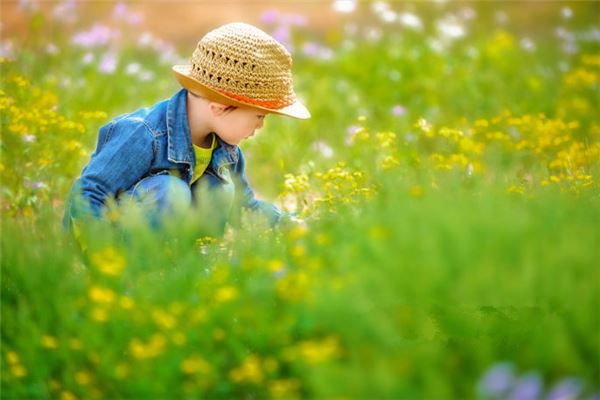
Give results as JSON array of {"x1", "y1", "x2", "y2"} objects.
[{"x1": 173, "y1": 22, "x2": 310, "y2": 119}]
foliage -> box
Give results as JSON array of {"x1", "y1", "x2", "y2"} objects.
[{"x1": 1, "y1": 2, "x2": 599, "y2": 398}]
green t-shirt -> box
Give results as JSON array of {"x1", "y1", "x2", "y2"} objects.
[{"x1": 192, "y1": 133, "x2": 217, "y2": 184}]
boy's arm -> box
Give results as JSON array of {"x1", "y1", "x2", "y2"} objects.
[
  {"x1": 64, "y1": 119, "x2": 154, "y2": 225},
  {"x1": 233, "y1": 147, "x2": 282, "y2": 226}
]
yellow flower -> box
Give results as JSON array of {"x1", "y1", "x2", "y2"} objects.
[
  {"x1": 60, "y1": 390, "x2": 76, "y2": 400},
  {"x1": 11, "y1": 364, "x2": 27, "y2": 378},
  {"x1": 152, "y1": 308, "x2": 176, "y2": 330},
  {"x1": 268, "y1": 259, "x2": 285, "y2": 273},
  {"x1": 290, "y1": 244, "x2": 306, "y2": 258},
  {"x1": 213, "y1": 328, "x2": 225, "y2": 341},
  {"x1": 375, "y1": 131, "x2": 397, "y2": 148},
  {"x1": 119, "y1": 296, "x2": 134, "y2": 310},
  {"x1": 507, "y1": 185, "x2": 525, "y2": 194},
  {"x1": 88, "y1": 286, "x2": 116, "y2": 304},
  {"x1": 129, "y1": 334, "x2": 166, "y2": 359},
  {"x1": 89, "y1": 246, "x2": 126, "y2": 276},
  {"x1": 41, "y1": 335, "x2": 59, "y2": 349},
  {"x1": 229, "y1": 355, "x2": 263, "y2": 383},
  {"x1": 369, "y1": 225, "x2": 389, "y2": 239},
  {"x1": 283, "y1": 173, "x2": 310, "y2": 193},
  {"x1": 269, "y1": 378, "x2": 301, "y2": 398},
  {"x1": 287, "y1": 224, "x2": 308, "y2": 240},
  {"x1": 172, "y1": 331, "x2": 187, "y2": 346},
  {"x1": 415, "y1": 118, "x2": 433, "y2": 135},
  {"x1": 215, "y1": 286, "x2": 238, "y2": 303},
  {"x1": 381, "y1": 155, "x2": 400, "y2": 170},
  {"x1": 48, "y1": 379, "x2": 61, "y2": 390},
  {"x1": 297, "y1": 336, "x2": 340, "y2": 364},
  {"x1": 6, "y1": 351, "x2": 20, "y2": 365},
  {"x1": 276, "y1": 272, "x2": 309, "y2": 302},
  {"x1": 409, "y1": 185, "x2": 424, "y2": 198},
  {"x1": 75, "y1": 370, "x2": 92, "y2": 385},
  {"x1": 91, "y1": 308, "x2": 108, "y2": 323},
  {"x1": 474, "y1": 119, "x2": 489, "y2": 128},
  {"x1": 181, "y1": 355, "x2": 212, "y2": 374},
  {"x1": 315, "y1": 233, "x2": 330, "y2": 245},
  {"x1": 115, "y1": 362, "x2": 130, "y2": 379}
]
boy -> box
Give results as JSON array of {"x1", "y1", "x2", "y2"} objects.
[{"x1": 63, "y1": 22, "x2": 310, "y2": 235}]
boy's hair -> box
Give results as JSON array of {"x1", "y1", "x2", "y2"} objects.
[{"x1": 190, "y1": 90, "x2": 237, "y2": 114}]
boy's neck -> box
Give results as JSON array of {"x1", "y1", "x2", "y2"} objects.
[{"x1": 186, "y1": 92, "x2": 214, "y2": 149}]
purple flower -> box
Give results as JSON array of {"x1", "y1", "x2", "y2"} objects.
[
  {"x1": 392, "y1": 105, "x2": 406, "y2": 117},
  {"x1": 508, "y1": 372, "x2": 542, "y2": 400},
  {"x1": 547, "y1": 377, "x2": 583, "y2": 400},
  {"x1": 282, "y1": 13, "x2": 307, "y2": 27},
  {"x1": 113, "y1": 2, "x2": 127, "y2": 19},
  {"x1": 113, "y1": 3, "x2": 143, "y2": 25},
  {"x1": 126, "y1": 12, "x2": 143, "y2": 25},
  {"x1": 302, "y1": 42, "x2": 319, "y2": 57},
  {"x1": 98, "y1": 52, "x2": 118, "y2": 74},
  {"x1": 345, "y1": 125, "x2": 361, "y2": 145},
  {"x1": 72, "y1": 24, "x2": 113, "y2": 48},
  {"x1": 17, "y1": 0, "x2": 38, "y2": 12},
  {"x1": 52, "y1": 0, "x2": 77, "y2": 23},
  {"x1": 347, "y1": 125, "x2": 360, "y2": 135},
  {"x1": 271, "y1": 25, "x2": 292, "y2": 51},
  {"x1": 478, "y1": 362, "x2": 516, "y2": 398},
  {"x1": 0, "y1": 40, "x2": 15, "y2": 59},
  {"x1": 260, "y1": 9, "x2": 279, "y2": 25}
]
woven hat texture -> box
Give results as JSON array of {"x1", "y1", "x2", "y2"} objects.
[{"x1": 173, "y1": 22, "x2": 310, "y2": 119}]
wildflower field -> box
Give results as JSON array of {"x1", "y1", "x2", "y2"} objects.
[{"x1": 1, "y1": 1, "x2": 599, "y2": 399}]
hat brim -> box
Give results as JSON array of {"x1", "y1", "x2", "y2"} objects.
[{"x1": 172, "y1": 65, "x2": 311, "y2": 120}]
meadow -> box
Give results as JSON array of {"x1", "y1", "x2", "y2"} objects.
[{"x1": 1, "y1": 1, "x2": 599, "y2": 399}]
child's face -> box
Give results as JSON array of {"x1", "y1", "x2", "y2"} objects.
[{"x1": 213, "y1": 106, "x2": 267, "y2": 146}]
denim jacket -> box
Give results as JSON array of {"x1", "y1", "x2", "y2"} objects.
[{"x1": 63, "y1": 88, "x2": 281, "y2": 229}]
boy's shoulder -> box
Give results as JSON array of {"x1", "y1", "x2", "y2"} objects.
[{"x1": 105, "y1": 97, "x2": 171, "y2": 137}]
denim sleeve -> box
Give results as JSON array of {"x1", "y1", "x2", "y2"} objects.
[
  {"x1": 63, "y1": 119, "x2": 154, "y2": 228},
  {"x1": 233, "y1": 147, "x2": 282, "y2": 226}
]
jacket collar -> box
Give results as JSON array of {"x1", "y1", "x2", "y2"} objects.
[{"x1": 166, "y1": 89, "x2": 239, "y2": 168}]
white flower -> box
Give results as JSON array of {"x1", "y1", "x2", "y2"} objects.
[
  {"x1": 561, "y1": 7, "x2": 573, "y2": 19},
  {"x1": 520, "y1": 38, "x2": 536, "y2": 52},
  {"x1": 437, "y1": 17, "x2": 466, "y2": 39},
  {"x1": 81, "y1": 52, "x2": 94, "y2": 65},
  {"x1": 398, "y1": 13, "x2": 422, "y2": 30},
  {"x1": 98, "y1": 52, "x2": 118, "y2": 74},
  {"x1": 125, "y1": 62, "x2": 141, "y2": 75},
  {"x1": 333, "y1": 0, "x2": 356, "y2": 14},
  {"x1": 313, "y1": 141, "x2": 334, "y2": 158}
]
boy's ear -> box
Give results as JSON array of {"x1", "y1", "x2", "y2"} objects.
[{"x1": 209, "y1": 102, "x2": 229, "y2": 116}]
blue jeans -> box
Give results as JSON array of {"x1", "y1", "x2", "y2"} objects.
[
  {"x1": 116, "y1": 174, "x2": 234, "y2": 233},
  {"x1": 119, "y1": 174, "x2": 192, "y2": 214}
]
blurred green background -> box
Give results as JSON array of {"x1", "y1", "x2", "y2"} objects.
[{"x1": 1, "y1": 1, "x2": 599, "y2": 399}]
